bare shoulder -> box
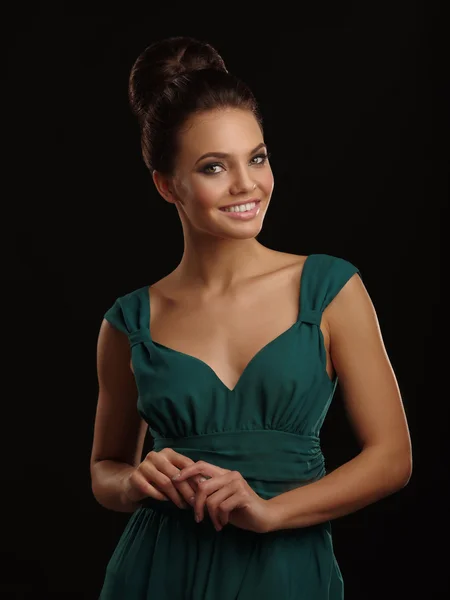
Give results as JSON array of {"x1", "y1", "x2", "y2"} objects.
[
  {"x1": 320, "y1": 260, "x2": 364, "y2": 337},
  {"x1": 258, "y1": 249, "x2": 309, "y2": 278},
  {"x1": 325, "y1": 266, "x2": 368, "y2": 324},
  {"x1": 265, "y1": 248, "x2": 308, "y2": 265}
]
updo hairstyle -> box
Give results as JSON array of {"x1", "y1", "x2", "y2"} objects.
[{"x1": 128, "y1": 36, "x2": 263, "y2": 175}]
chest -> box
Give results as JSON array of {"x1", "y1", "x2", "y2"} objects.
[
  {"x1": 157, "y1": 303, "x2": 298, "y2": 388},
  {"x1": 135, "y1": 266, "x2": 332, "y2": 391}
]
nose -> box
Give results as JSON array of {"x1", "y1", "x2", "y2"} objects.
[{"x1": 229, "y1": 165, "x2": 257, "y2": 195}]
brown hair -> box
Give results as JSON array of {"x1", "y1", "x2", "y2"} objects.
[{"x1": 128, "y1": 36, "x2": 263, "y2": 175}]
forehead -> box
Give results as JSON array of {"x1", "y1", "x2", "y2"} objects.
[{"x1": 178, "y1": 108, "x2": 263, "y2": 157}]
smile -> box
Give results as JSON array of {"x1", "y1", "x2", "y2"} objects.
[
  {"x1": 220, "y1": 201, "x2": 258, "y2": 213},
  {"x1": 219, "y1": 200, "x2": 261, "y2": 220}
]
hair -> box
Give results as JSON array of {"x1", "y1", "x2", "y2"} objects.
[{"x1": 128, "y1": 36, "x2": 263, "y2": 175}]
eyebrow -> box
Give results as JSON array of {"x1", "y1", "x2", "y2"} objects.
[{"x1": 195, "y1": 143, "x2": 267, "y2": 165}]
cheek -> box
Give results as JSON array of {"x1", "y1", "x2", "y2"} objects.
[
  {"x1": 191, "y1": 178, "x2": 224, "y2": 208},
  {"x1": 258, "y1": 167, "x2": 274, "y2": 194}
]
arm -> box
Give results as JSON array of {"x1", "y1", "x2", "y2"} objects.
[
  {"x1": 267, "y1": 273, "x2": 412, "y2": 531},
  {"x1": 90, "y1": 318, "x2": 149, "y2": 513}
]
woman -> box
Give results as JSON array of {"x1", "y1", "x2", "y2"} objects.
[{"x1": 91, "y1": 36, "x2": 412, "y2": 599}]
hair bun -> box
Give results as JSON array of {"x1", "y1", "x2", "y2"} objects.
[{"x1": 129, "y1": 36, "x2": 227, "y2": 125}]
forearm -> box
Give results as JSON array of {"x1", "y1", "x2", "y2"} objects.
[
  {"x1": 91, "y1": 460, "x2": 142, "y2": 513},
  {"x1": 267, "y1": 445, "x2": 411, "y2": 531}
]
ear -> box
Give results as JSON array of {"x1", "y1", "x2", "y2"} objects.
[{"x1": 152, "y1": 170, "x2": 177, "y2": 204}]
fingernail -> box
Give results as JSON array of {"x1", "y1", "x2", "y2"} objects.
[
  {"x1": 189, "y1": 496, "x2": 195, "y2": 505},
  {"x1": 195, "y1": 514, "x2": 201, "y2": 523},
  {"x1": 199, "y1": 477, "x2": 207, "y2": 483},
  {"x1": 172, "y1": 473, "x2": 181, "y2": 480}
]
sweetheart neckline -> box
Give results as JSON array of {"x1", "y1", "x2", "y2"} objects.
[
  {"x1": 142, "y1": 254, "x2": 332, "y2": 393},
  {"x1": 150, "y1": 320, "x2": 301, "y2": 392}
]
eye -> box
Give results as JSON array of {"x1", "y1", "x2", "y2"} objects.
[
  {"x1": 200, "y1": 152, "x2": 271, "y2": 176},
  {"x1": 202, "y1": 163, "x2": 224, "y2": 175},
  {"x1": 250, "y1": 152, "x2": 270, "y2": 165}
]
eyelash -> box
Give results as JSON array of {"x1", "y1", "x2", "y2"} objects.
[{"x1": 201, "y1": 152, "x2": 271, "y2": 175}]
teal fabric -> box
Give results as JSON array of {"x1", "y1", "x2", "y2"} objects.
[{"x1": 98, "y1": 253, "x2": 361, "y2": 599}]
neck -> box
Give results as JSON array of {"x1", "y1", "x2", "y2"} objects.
[{"x1": 174, "y1": 233, "x2": 270, "y2": 293}]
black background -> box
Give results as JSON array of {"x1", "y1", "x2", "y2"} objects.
[{"x1": 4, "y1": 3, "x2": 446, "y2": 599}]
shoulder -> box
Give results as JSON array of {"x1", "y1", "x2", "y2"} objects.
[
  {"x1": 102, "y1": 283, "x2": 149, "y2": 334},
  {"x1": 305, "y1": 253, "x2": 361, "y2": 289},
  {"x1": 260, "y1": 250, "x2": 361, "y2": 303},
  {"x1": 270, "y1": 250, "x2": 358, "y2": 271},
  {"x1": 262, "y1": 249, "x2": 308, "y2": 275},
  {"x1": 307, "y1": 252, "x2": 359, "y2": 272},
  {"x1": 321, "y1": 254, "x2": 369, "y2": 343},
  {"x1": 273, "y1": 251, "x2": 361, "y2": 289},
  {"x1": 299, "y1": 253, "x2": 363, "y2": 336},
  {"x1": 107, "y1": 284, "x2": 148, "y2": 305}
]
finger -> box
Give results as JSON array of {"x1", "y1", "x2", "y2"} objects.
[
  {"x1": 193, "y1": 472, "x2": 235, "y2": 523},
  {"x1": 159, "y1": 448, "x2": 206, "y2": 493},
  {"x1": 141, "y1": 463, "x2": 189, "y2": 510},
  {"x1": 162, "y1": 455, "x2": 201, "y2": 503},
  {"x1": 171, "y1": 473, "x2": 206, "y2": 506},
  {"x1": 188, "y1": 474, "x2": 209, "y2": 492},
  {"x1": 125, "y1": 470, "x2": 169, "y2": 503},
  {"x1": 148, "y1": 451, "x2": 197, "y2": 508},
  {"x1": 159, "y1": 448, "x2": 202, "y2": 500},
  {"x1": 205, "y1": 481, "x2": 241, "y2": 531},
  {"x1": 169, "y1": 470, "x2": 198, "y2": 507},
  {"x1": 173, "y1": 461, "x2": 229, "y2": 482},
  {"x1": 162, "y1": 448, "x2": 197, "y2": 473},
  {"x1": 215, "y1": 491, "x2": 244, "y2": 527}
]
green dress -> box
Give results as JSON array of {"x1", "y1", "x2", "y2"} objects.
[{"x1": 98, "y1": 253, "x2": 361, "y2": 599}]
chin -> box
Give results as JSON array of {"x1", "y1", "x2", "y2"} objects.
[{"x1": 216, "y1": 222, "x2": 264, "y2": 240}]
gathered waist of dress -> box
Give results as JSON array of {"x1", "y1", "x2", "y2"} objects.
[{"x1": 141, "y1": 429, "x2": 325, "y2": 506}]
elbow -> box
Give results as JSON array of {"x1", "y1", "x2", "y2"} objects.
[
  {"x1": 393, "y1": 452, "x2": 413, "y2": 490},
  {"x1": 91, "y1": 476, "x2": 101, "y2": 505},
  {"x1": 400, "y1": 457, "x2": 413, "y2": 488},
  {"x1": 90, "y1": 459, "x2": 105, "y2": 502},
  {"x1": 365, "y1": 443, "x2": 413, "y2": 491}
]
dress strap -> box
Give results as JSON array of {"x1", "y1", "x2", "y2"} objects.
[
  {"x1": 299, "y1": 308, "x2": 323, "y2": 326},
  {"x1": 103, "y1": 286, "x2": 150, "y2": 348},
  {"x1": 103, "y1": 296, "x2": 129, "y2": 335},
  {"x1": 298, "y1": 254, "x2": 362, "y2": 325}
]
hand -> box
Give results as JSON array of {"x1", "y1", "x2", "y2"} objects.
[
  {"x1": 172, "y1": 461, "x2": 274, "y2": 533},
  {"x1": 122, "y1": 448, "x2": 205, "y2": 510}
]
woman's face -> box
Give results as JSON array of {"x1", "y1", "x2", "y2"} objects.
[{"x1": 155, "y1": 108, "x2": 274, "y2": 240}]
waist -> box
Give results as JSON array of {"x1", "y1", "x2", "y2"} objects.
[{"x1": 147, "y1": 429, "x2": 325, "y2": 501}]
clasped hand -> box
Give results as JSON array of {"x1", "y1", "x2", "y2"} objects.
[
  {"x1": 123, "y1": 448, "x2": 274, "y2": 533},
  {"x1": 172, "y1": 460, "x2": 273, "y2": 533}
]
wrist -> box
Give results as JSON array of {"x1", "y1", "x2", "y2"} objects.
[
  {"x1": 264, "y1": 497, "x2": 285, "y2": 532},
  {"x1": 120, "y1": 467, "x2": 143, "y2": 510}
]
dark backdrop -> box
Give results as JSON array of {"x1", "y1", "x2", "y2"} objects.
[{"x1": 4, "y1": 4, "x2": 446, "y2": 599}]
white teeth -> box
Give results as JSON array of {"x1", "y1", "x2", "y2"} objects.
[{"x1": 222, "y1": 201, "x2": 256, "y2": 213}]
